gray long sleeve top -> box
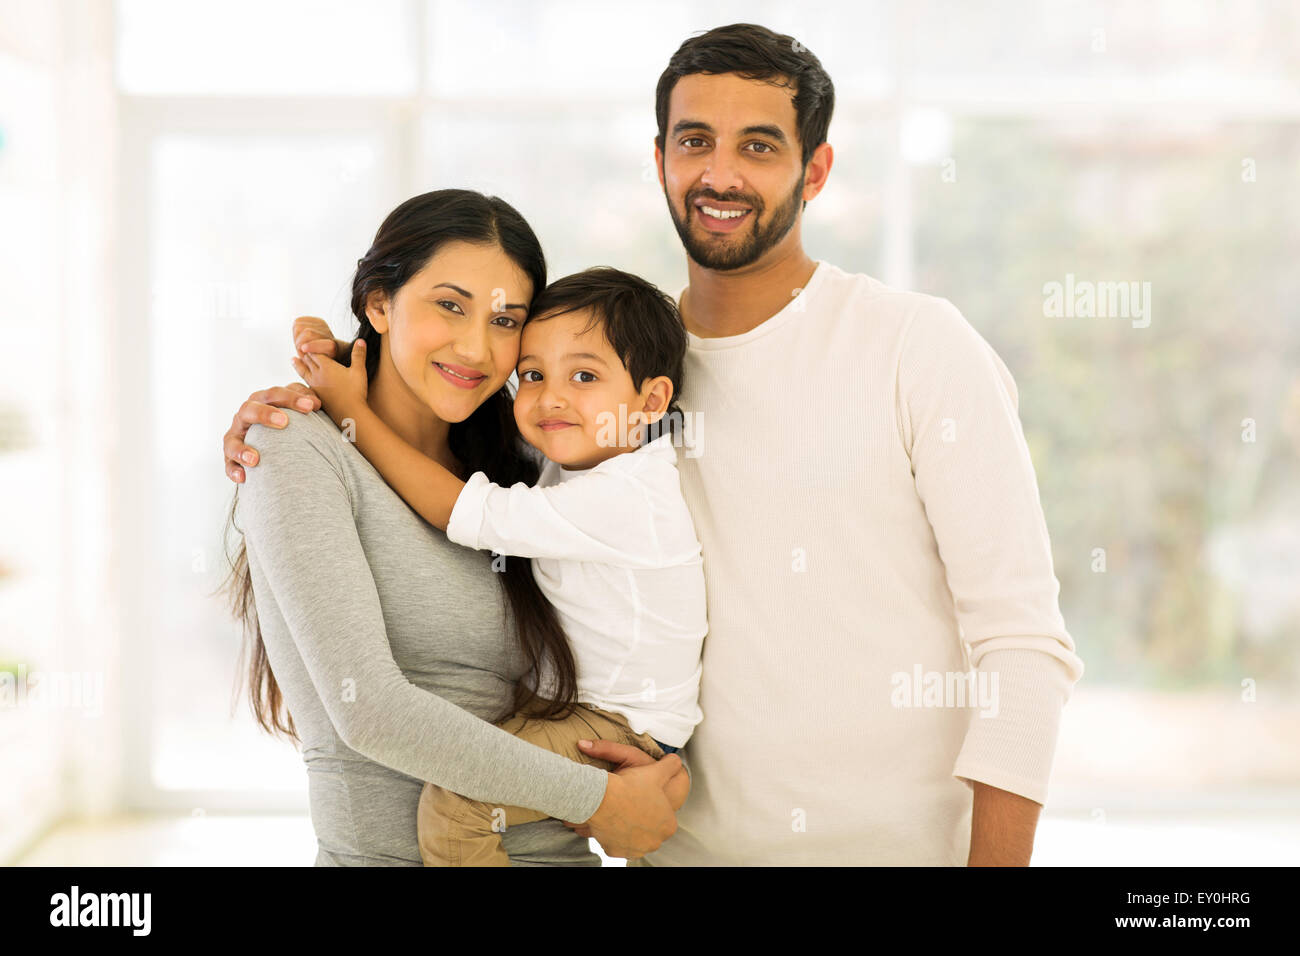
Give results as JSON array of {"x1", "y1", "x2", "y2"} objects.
[{"x1": 236, "y1": 409, "x2": 609, "y2": 865}]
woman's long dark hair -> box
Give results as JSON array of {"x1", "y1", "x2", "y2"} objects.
[{"x1": 222, "y1": 189, "x2": 580, "y2": 742}]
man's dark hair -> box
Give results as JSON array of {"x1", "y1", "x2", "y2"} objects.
[
  {"x1": 655, "y1": 22, "x2": 835, "y2": 170},
  {"x1": 527, "y1": 267, "x2": 687, "y2": 444}
]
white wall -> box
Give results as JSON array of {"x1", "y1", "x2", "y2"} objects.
[{"x1": 0, "y1": 0, "x2": 121, "y2": 861}]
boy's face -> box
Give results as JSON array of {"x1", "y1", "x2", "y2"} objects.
[
  {"x1": 514, "y1": 308, "x2": 663, "y2": 470},
  {"x1": 654, "y1": 71, "x2": 820, "y2": 271}
]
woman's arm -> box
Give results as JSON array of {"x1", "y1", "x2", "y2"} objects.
[{"x1": 237, "y1": 412, "x2": 606, "y2": 822}]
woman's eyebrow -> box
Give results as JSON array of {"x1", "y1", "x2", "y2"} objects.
[{"x1": 432, "y1": 282, "x2": 527, "y2": 311}]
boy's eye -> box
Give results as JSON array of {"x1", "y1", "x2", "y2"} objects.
[
  {"x1": 519, "y1": 369, "x2": 540, "y2": 382},
  {"x1": 572, "y1": 371, "x2": 597, "y2": 384}
]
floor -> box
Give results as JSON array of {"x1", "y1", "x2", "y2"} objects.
[{"x1": 12, "y1": 812, "x2": 1300, "y2": 866}]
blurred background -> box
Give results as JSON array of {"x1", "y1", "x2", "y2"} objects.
[{"x1": 2, "y1": 0, "x2": 1297, "y2": 866}]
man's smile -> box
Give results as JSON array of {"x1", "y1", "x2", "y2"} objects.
[{"x1": 693, "y1": 197, "x2": 754, "y2": 232}]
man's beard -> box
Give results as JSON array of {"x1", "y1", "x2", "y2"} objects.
[{"x1": 666, "y1": 173, "x2": 805, "y2": 271}]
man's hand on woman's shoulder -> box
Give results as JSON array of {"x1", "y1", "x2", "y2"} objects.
[
  {"x1": 223, "y1": 315, "x2": 351, "y2": 483},
  {"x1": 223, "y1": 384, "x2": 322, "y2": 483}
]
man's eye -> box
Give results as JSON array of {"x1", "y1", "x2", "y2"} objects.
[
  {"x1": 748, "y1": 142, "x2": 774, "y2": 153},
  {"x1": 682, "y1": 137, "x2": 707, "y2": 148},
  {"x1": 572, "y1": 371, "x2": 597, "y2": 384}
]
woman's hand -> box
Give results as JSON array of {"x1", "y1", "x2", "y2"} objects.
[
  {"x1": 581, "y1": 739, "x2": 690, "y2": 807},
  {"x1": 293, "y1": 340, "x2": 369, "y2": 426},
  {"x1": 562, "y1": 740, "x2": 690, "y2": 840},
  {"x1": 575, "y1": 754, "x2": 682, "y2": 860},
  {"x1": 222, "y1": 384, "x2": 321, "y2": 483}
]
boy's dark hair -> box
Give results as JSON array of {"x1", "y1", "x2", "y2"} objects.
[
  {"x1": 526, "y1": 267, "x2": 687, "y2": 444},
  {"x1": 655, "y1": 23, "x2": 835, "y2": 176}
]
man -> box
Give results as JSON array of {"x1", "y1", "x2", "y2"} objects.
[{"x1": 223, "y1": 23, "x2": 1082, "y2": 865}]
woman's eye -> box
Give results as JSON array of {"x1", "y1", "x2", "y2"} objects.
[
  {"x1": 437, "y1": 300, "x2": 464, "y2": 315},
  {"x1": 492, "y1": 315, "x2": 519, "y2": 328},
  {"x1": 572, "y1": 371, "x2": 597, "y2": 384}
]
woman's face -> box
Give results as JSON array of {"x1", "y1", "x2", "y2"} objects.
[{"x1": 366, "y1": 240, "x2": 532, "y2": 423}]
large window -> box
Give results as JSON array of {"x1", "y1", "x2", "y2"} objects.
[{"x1": 101, "y1": 0, "x2": 1300, "y2": 819}]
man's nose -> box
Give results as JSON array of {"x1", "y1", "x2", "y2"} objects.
[{"x1": 700, "y1": 154, "x2": 743, "y2": 196}]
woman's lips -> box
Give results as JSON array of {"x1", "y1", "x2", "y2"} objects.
[
  {"x1": 538, "y1": 421, "x2": 576, "y2": 432},
  {"x1": 434, "y1": 361, "x2": 486, "y2": 389}
]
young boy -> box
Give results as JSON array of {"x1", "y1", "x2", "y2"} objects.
[{"x1": 297, "y1": 267, "x2": 707, "y2": 866}]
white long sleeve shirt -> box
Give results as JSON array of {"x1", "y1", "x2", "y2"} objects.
[
  {"x1": 445, "y1": 433, "x2": 707, "y2": 747},
  {"x1": 641, "y1": 260, "x2": 1084, "y2": 866}
]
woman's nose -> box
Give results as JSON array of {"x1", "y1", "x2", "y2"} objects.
[{"x1": 452, "y1": 320, "x2": 490, "y2": 363}]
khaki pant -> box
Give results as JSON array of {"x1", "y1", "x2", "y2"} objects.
[{"x1": 417, "y1": 702, "x2": 666, "y2": 867}]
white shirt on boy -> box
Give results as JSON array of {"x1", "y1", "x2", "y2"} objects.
[{"x1": 446, "y1": 432, "x2": 707, "y2": 748}]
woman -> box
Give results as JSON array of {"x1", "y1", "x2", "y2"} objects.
[{"x1": 222, "y1": 189, "x2": 683, "y2": 866}]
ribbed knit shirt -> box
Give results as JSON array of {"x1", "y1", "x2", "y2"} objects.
[{"x1": 641, "y1": 260, "x2": 1084, "y2": 866}]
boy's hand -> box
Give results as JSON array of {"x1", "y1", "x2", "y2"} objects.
[
  {"x1": 292, "y1": 315, "x2": 343, "y2": 358},
  {"x1": 293, "y1": 339, "x2": 369, "y2": 424}
]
